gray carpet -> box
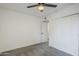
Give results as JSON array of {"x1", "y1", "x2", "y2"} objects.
[{"x1": 0, "y1": 42, "x2": 72, "y2": 56}]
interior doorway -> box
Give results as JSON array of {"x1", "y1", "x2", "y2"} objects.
[{"x1": 41, "y1": 16, "x2": 49, "y2": 42}]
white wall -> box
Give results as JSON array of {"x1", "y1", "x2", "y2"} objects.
[
  {"x1": 48, "y1": 4, "x2": 79, "y2": 56},
  {"x1": 0, "y1": 8, "x2": 46, "y2": 53}
]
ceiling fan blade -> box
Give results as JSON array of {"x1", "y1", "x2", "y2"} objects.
[
  {"x1": 27, "y1": 5, "x2": 37, "y2": 8},
  {"x1": 43, "y1": 3, "x2": 57, "y2": 7}
]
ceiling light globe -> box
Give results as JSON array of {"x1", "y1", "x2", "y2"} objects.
[{"x1": 37, "y1": 5, "x2": 44, "y2": 12}]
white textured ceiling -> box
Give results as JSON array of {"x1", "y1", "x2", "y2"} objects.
[{"x1": 0, "y1": 3, "x2": 73, "y2": 18}]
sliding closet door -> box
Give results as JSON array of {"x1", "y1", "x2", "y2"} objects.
[{"x1": 49, "y1": 14, "x2": 79, "y2": 55}]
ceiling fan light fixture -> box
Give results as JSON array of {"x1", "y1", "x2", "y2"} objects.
[
  {"x1": 37, "y1": 4, "x2": 44, "y2": 12},
  {"x1": 27, "y1": 3, "x2": 57, "y2": 12}
]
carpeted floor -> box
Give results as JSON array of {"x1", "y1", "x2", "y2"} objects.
[{"x1": 0, "y1": 42, "x2": 72, "y2": 56}]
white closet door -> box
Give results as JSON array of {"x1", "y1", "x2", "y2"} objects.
[{"x1": 49, "y1": 14, "x2": 79, "y2": 56}]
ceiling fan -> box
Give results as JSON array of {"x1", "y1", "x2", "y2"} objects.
[{"x1": 27, "y1": 3, "x2": 57, "y2": 12}]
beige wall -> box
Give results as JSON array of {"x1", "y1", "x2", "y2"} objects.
[{"x1": 0, "y1": 8, "x2": 47, "y2": 53}]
